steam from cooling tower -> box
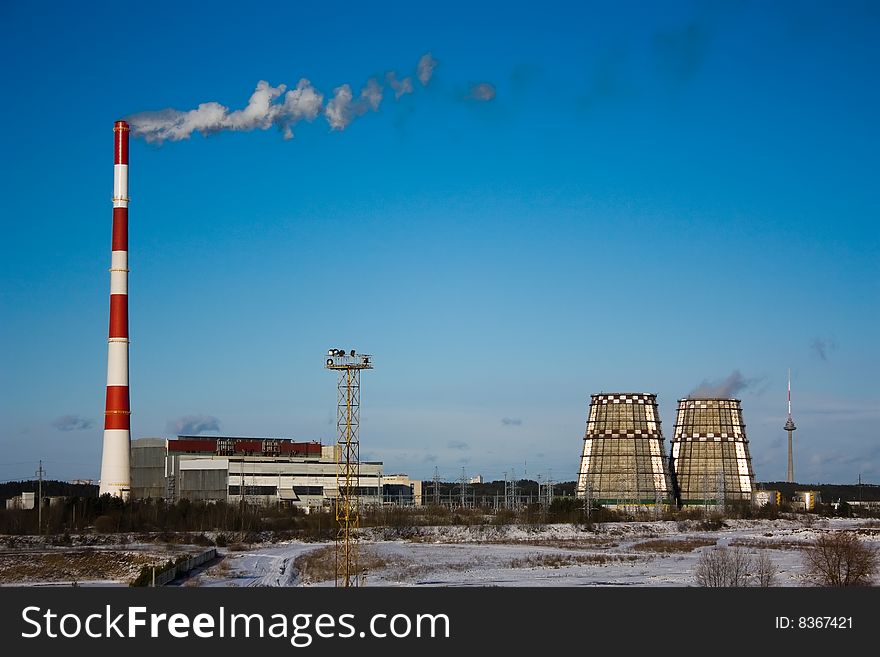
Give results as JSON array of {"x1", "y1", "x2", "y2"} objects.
[
  {"x1": 687, "y1": 369, "x2": 752, "y2": 399},
  {"x1": 129, "y1": 53, "x2": 440, "y2": 143},
  {"x1": 167, "y1": 414, "x2": 222, "y2": 436}
]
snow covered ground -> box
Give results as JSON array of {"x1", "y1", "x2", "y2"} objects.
[
  {"x1": 190, "y1": 542, "x2": 330, "y2": 587},
  {"x1": 192, "y1": 518, "x2": 880, "y2": 587}
]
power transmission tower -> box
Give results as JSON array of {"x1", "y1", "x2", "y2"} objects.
[
  {"x1": 433, "y1": 466, "x2": 441, "y2": 506},
  {"x1": 325, "y1": 348, "x2": 373, "y2": 588},
  {"x1": 716, "y1": 470, "x2": 726, "y2": 514},
  {"x1": 509, "y1": 468, "x2": 517, "y2": 509},
  {"x1": 35, "y1": 461, "x2": 45, "y2": 535},
  {"x1": 634, "y1": 447, "x2": 642, "y2": 516},
  {"x1": 584, "y1": 481, "x2": 592, "y2": 521},
  {"x1": 703, "y1": 473, "x2": 709, "y2": 515}
]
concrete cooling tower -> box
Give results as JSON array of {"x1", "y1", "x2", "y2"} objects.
[
  {"x1": 669, "y1": 398, "x2": 756, "y2": 507},
  {"x1": 576, "y1": 393, "x2": 674, "y2": 509}
]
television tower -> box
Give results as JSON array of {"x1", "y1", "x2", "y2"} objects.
[{"x1": 784, "y1": 369, "x2": 796, "y2": 483}]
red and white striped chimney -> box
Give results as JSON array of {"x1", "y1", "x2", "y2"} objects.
[{"x1": 99, "y1": 120, "x2": 131, "y2": 498}]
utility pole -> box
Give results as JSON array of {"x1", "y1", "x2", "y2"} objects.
[
  {"x1": 433, "y1": 466, "x2": 441, "y2": 506},
  {"x1": 35, "y1": 461, "x2": 45, "y2": 535},
  {"x1": 459, "y1": 467, "x2": 467, "y2": 508},
  {"x1": 239, "y1": 459, "x2": 244, "y2": 530}
]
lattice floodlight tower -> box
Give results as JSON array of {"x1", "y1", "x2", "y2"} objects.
[
  {"x1": 325, "y1": 348, "x2": 373, "y2": 587},
  {"x1": 669, "y1": 398, "x2": 755, "y2": 509},
  {"x1": 576, "y1": 393, "x2": 674, "y2": 511}
]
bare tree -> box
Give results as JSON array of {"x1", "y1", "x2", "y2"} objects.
[
  {"x1": 695, "y1": 548, "x2": 727, "y2": 587},
  {"x1": 754, "y1": 552, "x2": 777, "y2": 587},
  {"x1": 695, "y1": 546, "x2": 752, "y2": 587},
  {"x1": 803, "y1": 532, "x2": 878, "y2": 586}
]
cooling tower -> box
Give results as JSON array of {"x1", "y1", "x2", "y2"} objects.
[
  {"x1": 576, "y1": 393, "x2": 674, "y2": 508},
  {"x1": 669, "y1": 398, "x2": 755, "y2": 507}
]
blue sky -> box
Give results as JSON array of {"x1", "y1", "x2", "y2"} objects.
[{"x1": 1, "y1": 0, "x2": 878, "y2": 485}]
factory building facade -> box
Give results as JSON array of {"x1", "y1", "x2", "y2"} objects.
[
  {"x1": 669, "y1": 398, "x2": 756, "y2": 506},
  {"x1": 381, "y1": 474, "x2": 424, "y2": 506},
  {"x1": 131, "y1": 436, "x2": 383, "y2": 508},
  {"x1": 575, "y1": 393, "x2": 675, "y2": 509}
]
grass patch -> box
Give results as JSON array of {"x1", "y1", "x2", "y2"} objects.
[
  {"x1": 0, "y1": 549, "x2": 168, "y2": 584},
  {"x1": 509, "y1": 553, "x2": 639, "y2": 569},
  {"x1": 489, "y1": 538, "x2": 619, "y2": 549},
  {"x1": 293, "y1": 546, "x2": 394, "y2": 583},
  {"x1": 632, "y1": 538, "x2": 717, "y2": 553},
  {"x1": 729, "y1": 538, "x2": 809, "y2": 551}
]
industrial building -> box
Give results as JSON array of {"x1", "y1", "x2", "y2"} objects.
[
  {"x1": 131, "y1": 436, "x2": 384, "y2": 508},
  {"x1": 381, "y1": 474, "x2": 424, "y2": 506},
  {"x1": 5, "y1": 492, "x2": 36, "y2": 510},
  {"x1": 575, "y1": 393, "x2": 675, "y2": 509},
  {"x1": 669, "y1": 398, "x2": 756, "y2": 507},
  {"x1": 752, "y1": 489, "x2": 782, "y2": 507},
  {"x1": 792, "y1": 490, "x2": 821, "y2": 511}
]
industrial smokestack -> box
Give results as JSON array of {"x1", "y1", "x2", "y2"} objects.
[{"x1": 99, "y1": 120, "x2": 131, "y2": 499}]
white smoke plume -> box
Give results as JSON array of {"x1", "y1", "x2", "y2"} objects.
[
  {"x1": 325, "y1": 78, "x2": 384, "y2": 130},
  {"x1": 468, "y1": 82, "x2": 496, "y2": 101},
  {"x1": 386, "y1": 71, "x2": 414, "y2": 99},
  {"x1": 324, "y1": 84, "x2": 355, "y2": 131},
  {"x1": 277, "y1": 80, "x2": 325, "y2": 139},
  {"x1": 361, "y1": 78, "x2": 383, "y2": 111},
  {"x1": 130, "y1": 80, "x2": 323, "y2": 143},
  {"x1": 129, "y1": 53, "x2": 437, "y2": 143},
  {"x1": 417, "y1": 52, "x2": 438, "y2": 85}
]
